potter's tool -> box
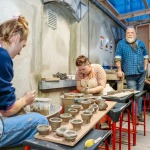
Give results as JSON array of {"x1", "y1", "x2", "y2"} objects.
[{"x1": 84, "y1": 137, "x2": 102, "y2": 148}]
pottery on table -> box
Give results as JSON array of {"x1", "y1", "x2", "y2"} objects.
[
  {"x1": 90, "y1": 104, "x2": 99, "y2": 113},
  {"x1": 49, "y1": 117, "x2": 62, "y2": 131},
  {"x1": 81, "y1": 111, "x2": 92, "y2": 124},
  {"x1": 95, "y1": 98, "x2": 106, "y2": 105},
  {"x1": 55, "y1": 127, "x2": 69, "y2": 137},
  {"x1": 60, "y1": 113, "x2": 72, "y2": 122},
  {"x1": 70, "y1": 105, "x2": 82, "y2": 113},
  {"x1": 80, "y1": 100, "x2": 91, "y2": 110},
  {"x1": 63, "y1": 130, "x2": 77, "y2": 142},
  {"x1": 70, "y1": 119, "x2": 83, "y2": 131},
  {"x1": 68, "y1": 108, "x2": 78, "y2": 117},
  {"x1": 98, "y1": 102, "x2": 108, "y2": 110},
  {"x1": 85, "y1": 107, "x2": 94, "y2": 114},
  {"x1": 64, "y1": 93, "x2": 75, "y2": 99},
  {"x1": 37, "y1": 124, "x2": 50, "y2": 135},
  {"x1": 87, "y1": 99, "x2": 95, "y2": 104}
]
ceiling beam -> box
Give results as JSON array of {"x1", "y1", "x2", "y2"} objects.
[
  {"x1": 98, "y1": 0, "x2": 126, "y2": 24},
  {"x1": 143, "y1": 0, "x2": 149, "y2": 9},
  {"x1": 125, "y1": 18, "x2": 150, "y2": 26},
  {"x1": 117, "y1": 9, "x2": 150, "y2": 20}
]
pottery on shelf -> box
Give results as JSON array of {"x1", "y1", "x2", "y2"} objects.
[
  {"x1": 70, "y1": 105, "x2": 82, "y2": 113},
  {"x1": 70, "y1": 119, "x2": 83, "y2": 131},
  {"x1": 80, "y1": 100, "x2": 91, "y2": 109},
  {"x1": 55, "y1": 127, "x2": 69, "y2": 137},
  {"x1": 60, "y1": 113, "x2": 72, "y2": 122},
  {"x1": 68, "y1": 108, "x2": 78, "y2": 117},
  {"x1": 37, "y1": 124, "x2": 50, "y2": 135},
  {"x1": 81, "y1": 111, "x2": 92, "y2": 124},
  {"x1": 63, "y1": 130, "x2": 77, "y2": 142},
  {"x1": 49, "y1": 117, "x2": 62, "y2": 131}
]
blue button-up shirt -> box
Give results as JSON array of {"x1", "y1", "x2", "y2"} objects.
[{"x1": 115, "y1": 39, "x2": 149, "y2": 75}]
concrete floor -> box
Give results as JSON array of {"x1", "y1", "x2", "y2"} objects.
[{"x1": 120, "y1": 112, "x2": 150, "y2": 150}]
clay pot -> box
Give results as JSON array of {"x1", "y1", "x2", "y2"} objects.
[
  {"x1": 98, "y1": 102, "x2": 108, "y2": 110},
  {"x1": 60, "y1": 113, "x2": 72, "y2": 122},
  {"x1": 64, "y1": 93, "x2": 75, "y2": 99},
  {"x1": 30, "y1": 98, "x2": 51, "y2": 116},
  {"x1": 80, "y1": 100, "x2": 91, "y2": 110},
  {"x1": 87, "y1": 99, "x2": 95, "y2": 104},
  {"x1": 85, "y1": 107, "x2": 94, "y2": 114},
  {"x1": 49, "y1": 117, "x2": 62, "y2": 131},
  {"x1": 37, "y1": 124, "x2": 50, "y2": 135},
  {"x1": 95, "y1": 98, "x2": 106, "y2": 105},
  {"x1": 55, "y1": 127, "x2": 69, "y2": 137},
  {"x1": 63, "y1": 130, "x2": 77, "y2": 142},
  {"x1": 71, "y1": 105, "x2": 82, "y2": 113},
  {"x1": 68, "y1": 108, "x2": 78, "y2": 117},
  {"x1": 70, "y1": 119, "x2": 83, "y2": 131},
  {"x1": 81, "y1": 111, "x2": 92, "y2": 124},
  {"x1": 90, "y1": 104, "x2": 99, "y2": 113}
]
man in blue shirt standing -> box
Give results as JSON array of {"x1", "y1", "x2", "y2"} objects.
[{"x1": 115, "y1": 26, "x2": 149, "y2": 123}]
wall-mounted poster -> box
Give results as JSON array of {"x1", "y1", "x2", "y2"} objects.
[
  {"x1": 105, "y1": 38, "x2": 109, "y2": 51},
  {"x1": 99, "y1": 36, "x2": 104, "y2": 49},
  {"x1": 110, "y1": 41, "x2": 113, "y2": 53}
]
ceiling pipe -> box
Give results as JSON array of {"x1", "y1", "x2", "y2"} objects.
[{"x1": 90, "y1": 0, "x2": 126, "y2": 30}]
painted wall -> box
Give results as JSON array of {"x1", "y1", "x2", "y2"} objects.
[{"x1": 0, "y1": 0, "x2": 121, "y2": 106}]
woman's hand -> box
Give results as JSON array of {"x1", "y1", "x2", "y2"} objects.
[{"x1": 22, "y1": 90, "x2": 36, "y2": 106}]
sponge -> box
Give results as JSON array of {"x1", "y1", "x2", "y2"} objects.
[{"x1": 84, "y1": 139, "x2": 95, "y2": 148}]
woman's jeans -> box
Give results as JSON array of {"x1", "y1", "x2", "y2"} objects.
[
  {"x1": 0, "y1": 112, "x2": 49, "y2": 147},
  {"x1": 126, "y1": 72, "x2": 146, "y2": 116}
]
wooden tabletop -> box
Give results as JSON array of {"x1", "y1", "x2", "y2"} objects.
[{"x1": 35, "y1": 101, "x2": 116, "y2": 146}]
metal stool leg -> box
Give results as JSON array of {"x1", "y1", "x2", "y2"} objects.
[{"x1": 24, "y1": 146, "x2": 30, "y2": 150}]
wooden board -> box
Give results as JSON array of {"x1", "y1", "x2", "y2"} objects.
[{"x1": 34, "y1": 101, "x2": 116, "y2": 146}]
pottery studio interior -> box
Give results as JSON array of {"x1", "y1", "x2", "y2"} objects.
[{"x1": 1, "y1": 0, "x2": 150, "y2": 150}]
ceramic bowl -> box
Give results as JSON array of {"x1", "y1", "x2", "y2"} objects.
[
  {"x1": 37, "y1": 124, "x2": 50, "y2": 135},
  {"x1": 68, "y1": 108, "x2": 78, "y2": 117},
  {"x1": 55, "y1": 127, "x2": 69, "y2": 137},
  {"x1": 49, "y1": 117, "x2": 62, "y2": 131},
  {"x1": 90, "y1": 104, "x2": 99, "y2": 113},
  {"x1": 99, "y1": 102, "x2": 108, "y2": 110},
  {"x1": 85, "y1": 107, "x2": 94, "y2": 114},
  {"x1": 81, "y1": 111, "x2": 92, "y2": 124},
  {"x1": 70, "y1": 119, "x2": 83, "y2": 131},
  {"x1": 60, "y1": 113, "x2": 72, "y2": 122},
  {"x1": 80, "y1": 100, "x2": 91, "y2": 109},
  {"x1": 64, "y1": 93, "x2": 75, "y2": 99},
  {"x1": 95, "y1": 98, "x2": 106, "y2": 105},
  {"x1": 63, "y1": 130, "x2": 77, "y2": 142},
  {"x1": 71, "y1": 105, "x2": 82, "y2": 113}
]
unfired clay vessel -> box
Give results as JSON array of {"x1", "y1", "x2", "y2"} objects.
[
  {"x1": 60, "y1": 113, "x2": 72, "y2": 122},
  {"x1": 55, "y1": 127, "x2": 69, "y2": 137},
  {"x1": 70, "y1": 119, "x2": 83, "y2": 131},
  {"x1": 37, "y1": 125, "x2": 50, "y2": 135},
  {"x1": 90, "y1": 104, "x2": 99, "y2": 113},
  {"x1": 80, "y1": 100, "x2": 91, "y2": 109},
  {"x1": 81, "y1": 111, "x2": 92, "y2": 124},
  {"x1": 49, "y1": 117, "x2": 62, "y2": 131},
  {"x1": 71, "y1": 105, "x2": 82, "y2": 113},
  {"x1": 68, "y1": 108, "x2": 78, "y2": 117},
  {"x1": 63, "y1": 130, "x2": 77, "y2": 142}
]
